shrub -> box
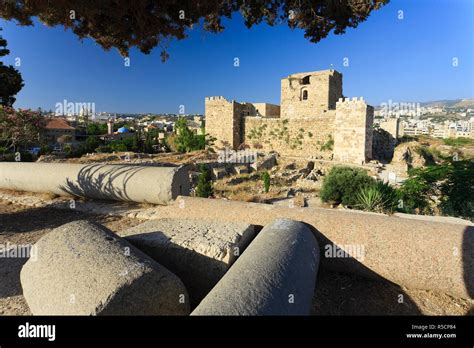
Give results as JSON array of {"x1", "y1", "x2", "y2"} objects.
[
  {"x1": 174, "y1": 118, "x2": 208, "y2": 153},
  {"x1": 398, "y1": 160, "x2": 474, "y2": 220},
  {"x1": 164, "y1": 133, "x2": 178, "y2": 152},
  {"x1": 39, "y1": 144, "x2": 52, "y2": 155},
  {"x1": 320, "y1": 166, "x2": 375, "y2": 207},
  {"x1": 85, "y1": 136, "x2": 100, "y2": 153},
  {"x1": 95, "y1": 145, "x2": 112, "y2": 153},
  {"x1": 261, "y1": 171, "x2": 270, "y2": 193},
  {"x1": 195, "y1": 165, "x2": 213, "y2": 198},
  {"x1": 355, "y1": 181, "x2": 399, "y2": 213},
  {"x1": 320, "y1": 135, "x2": 334, "y2": 151},
  {"x1": 109, "y1": 141, "x2": 128, "y2": 152},
  {"x1": 443, "y1": 137, "x2": 473, "y2": 147},
  {"x1": 64, "y1": 144, "x2": 86, "y2": 158}
]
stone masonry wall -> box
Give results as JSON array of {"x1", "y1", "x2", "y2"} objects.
[
  {"x1": 333, "y1": 98, "x2": 373, "y2": 164},
  {"x1": 243, "y1": 112, "x2": 335, "y2": 157},
  {"x1": 205, "y1": 70, "x2": 373, "y2": 163},
  {"x1": 251, "y1": 103, "x2": 281, "y2": 117},
  {"x1": 205, "y1": 96, "x2": 242, "y2": 149},
  {"x1": 280, "y1": 70, "x2": 342, "y2": 119}
]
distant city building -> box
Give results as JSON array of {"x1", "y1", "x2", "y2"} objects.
[{"x1": 41, "y1": 118, "x2": 76, "y2": 145}]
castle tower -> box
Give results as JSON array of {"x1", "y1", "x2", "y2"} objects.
[
  {"x1": 205, "y1": 96, "x2": 243, "y2": 149},
  {"x1": 280, "y1": 70, "x2": 343, "y2": 119},
  {"x1": 333, "y1": 97, "x2": 374, "y2": 164}
]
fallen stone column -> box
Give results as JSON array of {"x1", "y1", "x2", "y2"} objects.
[
  {"x1": 119, "y1": 218, "x2": 255, "y2": 307},
  {"x1": 20, "y1": 220, "x2": 190, "y2": 315},
  {"x1": 0, "y1": 162, "x2": 190, "y2": 205},
  {"x1": 155, "y1": 196, "x2": 474, "y2": 300},
  {"x1": 192, "y1": 219, "x2": 320, "y2": 315}
]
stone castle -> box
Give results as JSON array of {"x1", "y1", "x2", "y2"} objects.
[{"x1": 205, "y1": 69, "x2": 374, "y2": 164}]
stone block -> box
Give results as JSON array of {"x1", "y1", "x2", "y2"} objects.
[
  {"x1": 20, "y1": 220, "x2": 190, "y2": 315},
  {"x1": 233, "y1": 165, "x2": 249, "y2": 175},
  {"x1": 119, "y1": 218, "x2": 255, "y2": 307},
  {"x1": 251, "y1": 153, "x2": 277, "y2": 171},
  {"x1": 212, "y1": 167, "x2": 228, "y2": 180}
]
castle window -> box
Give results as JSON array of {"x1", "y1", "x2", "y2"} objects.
[
  {"x1": 302, "y1": 90, "x2": 308, "y2": 100},
  {"x1": 301, "y1": 75, "x2": 310, "y2": 85}
]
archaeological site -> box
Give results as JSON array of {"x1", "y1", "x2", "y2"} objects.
[{"x1": 0, "y1": 0, "x2": 473, "y2": 345}]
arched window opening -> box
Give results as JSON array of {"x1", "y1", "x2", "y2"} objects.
[{"x1": 302, "y1": 90, "x2": 308, "y2": 100}]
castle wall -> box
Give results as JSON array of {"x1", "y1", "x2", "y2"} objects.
[
  {"x1": 280, "y1": 70, "x2": 342, "y2": 119},
  {"x1": 205, "y1": 70, "x2": 373, "y2": 164},
  {"x1": 379, "y1": 118, "x2": 400, "y2": 140},
  {"x1": 333, "y1": 98, "x2": 374, "y2": 164},
  {"x1": 251, "y1": 103, "x2": 280, "y2": 117},
  {"x1": 205, "y1": 96, "x2": 242, "y2": 149},
  {"x1": 244, "y1": 112, "x2": 335, "y2": 157}
]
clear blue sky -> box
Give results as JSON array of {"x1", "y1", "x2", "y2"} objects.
[{"x1": 0, "y1": 0, "x2": 473, "y2": 114}]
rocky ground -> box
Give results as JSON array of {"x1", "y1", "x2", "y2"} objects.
[{"x1": 0, "y1": 199, "x2": 472, "y2": 316}]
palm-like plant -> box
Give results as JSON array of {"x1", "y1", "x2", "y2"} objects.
[{"x1": 356, "y1": 181, "x2": 398, "y2": 213}]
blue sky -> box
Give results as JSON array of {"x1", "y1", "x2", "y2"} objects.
[{"x1": 0, "y1": 0, "x2": 473, "y2": 114}]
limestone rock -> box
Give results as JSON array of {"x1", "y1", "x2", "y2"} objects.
[
  {"x1": 391, "y1": 141, "x2": 427, "y2": 171},
  {"x1": 119, "y1": 218, "x2": 255, "y2": 307},
  {"x1": 251, "y1": 153, "x2": 277, "y2": 171},
  {"x1": 191, "y1": 219, "x2": 320, "y2": 315},
  {"x1": 20, "y1": 220, "x2": 190, "y2": 315}
]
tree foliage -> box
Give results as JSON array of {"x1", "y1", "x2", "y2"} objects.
[
  {"x1": 399, "y1": 160, "x2": 474, "y2": 220},
  {"x1": 0, "y1": 28, "x2": 24, "y2": 106},
  {"x1": 0, "y1": 106, "x2": 45, "y2": 151},
  {"x1": 261, "y1": 171, "x2": 270, "y2": 193},
  {"x1": 174, "y1": 117, "x2": 206, "y2": 153},
  {"x1": 0, "y1": 0, "x2": 388, "y2": 60},
  {"x1": 195, "y1": 164, "x2": 213, "y2": 198},
  {"x1": 320, "y1": 166, "x2": 375, "y2": 207}
]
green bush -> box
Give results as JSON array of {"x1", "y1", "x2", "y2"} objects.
[
  {"x1": 320, "y1": 135, "x2": 334, "y2": 151},
  {"x1": 95, "y1": 145, "x2": 112, "y2": 153},
  {"x1": 39, "y1": 144, "x2": 52, "y2": 155},
  {"x1": 355, "y1": 181, "x2": 399, "y2": 213},
  {"x1": 320, "y1": 166, "x2": 375, "y2": 207},
  {"x1": 18, "y1": 151, "x2": 33, "y2": 162},
  {"x1": 110, "y1": 141, "x2": 128, "y2": 152},
  {"x1": 261, "y1": 171, "x2": 270, "y2": 193},
  {"x1": 195, "y1": 164, "x2": 213, "y2": 198},
  {"x1": 443, "y1": 137, "x2": 473, "y2": 147},
  {"x1": 64, "y1": 144, "x2": 86, "y2": 158},
  {"x1": 85, "y1": 136, "x2": 100, "y2": 153},
  {"x1": 398, "y1": 160, "x2": 474, "y2": 220},
  {"x1": 174, "y1": 118, "x2": 208, "y2": 153}
]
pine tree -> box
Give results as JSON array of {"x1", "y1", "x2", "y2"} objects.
[
  {"x1": 0, "y1": 28, "x2": 24, "y2": 106},
  {"x1": 195, "y1": 165, "x2": 213, "y2": 198}
]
